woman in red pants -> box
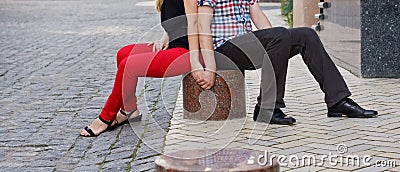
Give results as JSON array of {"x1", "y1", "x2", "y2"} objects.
[{"x1": 80, "y1": 0, "x2": 216, "y2": 137}]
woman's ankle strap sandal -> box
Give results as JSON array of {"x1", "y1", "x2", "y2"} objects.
[
  {"x1": 99, "y1": 115, "x2": 113, "y2": 127},
  {"x1": 81, "y1": 116, "x2": 112, "y2": 137},
  {"x1": 119, "y1": 109, "x2": 131, "y2": 116},
  {"x1": 108, "y1": 110, "x2": 142, "y2": 131},
  {"x1": 120, "y1": 109, "x2": 142, "y2": 122}
]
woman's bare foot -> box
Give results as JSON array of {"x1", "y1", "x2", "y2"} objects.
[{"x1": 80, "y1": 118, "x2": 110, "y2": 137}]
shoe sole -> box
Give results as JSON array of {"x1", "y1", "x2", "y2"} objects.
[
  {"x1": 327, "y1": 113, "x2": 378, "y2": 118},
  {"x1": 255, "y1": 119, "x2": 296, "y2": 125},
  {"x1": 327, "y1": 113, "x2": 343, "y2": 117},
  {"x1": 270, "y1": 122, "x2": 296, "y2": 125}
]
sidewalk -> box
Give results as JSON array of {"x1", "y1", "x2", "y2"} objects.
[
  {"x1": 0, "y1": 0, "x2": 398, "y2": 171},
  {"x1": 162, "y1": 3, "x2": 400, "y2": 172}
]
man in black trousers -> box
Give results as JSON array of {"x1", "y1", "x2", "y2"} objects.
[{"x1": 195, "y1": 0, "x2": 377, "y2": 125}]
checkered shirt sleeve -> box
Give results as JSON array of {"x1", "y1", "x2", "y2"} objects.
[{"x1": 198, "y1": 0, "x2": 258, "y2": 49}]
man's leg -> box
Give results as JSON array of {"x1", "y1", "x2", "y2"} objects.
[
  {"x1": 287, "y1": 27, "x2": 377, "y2": 118},
  {"x1": 215, "y1": 27, "x2": 296, "y2": 124},
  {"x1": 252, "y1": 27, "x2": 292, "y2": 109},
  {"x1": 216, "y1": 27, "x2": 292, "y2": 109},
  {"x1": 288, "y1": 27, "x2": 351, "y2": 106}
]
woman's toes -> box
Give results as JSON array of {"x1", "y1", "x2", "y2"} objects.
[
  {"x1": 80, "y1": 129, "x2": 89, "y2": 136},
  {"x1": 80, "y1": 118, "x2": 109, "y2": 137}
]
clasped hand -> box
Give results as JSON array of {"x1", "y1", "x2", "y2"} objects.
[{"x1": 191, "y1": 69, "x2": 215, "y2": 90}]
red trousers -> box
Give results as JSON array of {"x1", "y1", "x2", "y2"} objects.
[{"x1": 100, "y1": 43, "x2": 191, "y2": 122}]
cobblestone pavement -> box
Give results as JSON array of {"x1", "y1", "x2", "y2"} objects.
[
  {"x1": 1, "y1": 0, "x2": 180, "y2": 171},
  {"x1": 164, "y1": 3, "x2": 400, "y2": 172}
]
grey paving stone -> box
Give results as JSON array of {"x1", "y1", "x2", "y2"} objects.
[
  {"x1": 73, "y1": 165, "x2": 99, "y2": 172},
  {"x1": 105, "y1": 151, "x2": 132, "y2": 162},
  {"x1": 102, "y1": 160, "x2": 130, "y2": 171},
  {"x1": 0, "y1": 0, "x2": 174, "y2": 170},
  {"x1": 130, "y1": 161, "x2": 155, "y2": 172}
]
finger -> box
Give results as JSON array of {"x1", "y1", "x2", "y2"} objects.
[
  {"x1": 191, "y1": 72, "x2": 197, "y2": 79},
  {"x1": 200, "y1": 83, "x2": 207, "y2": 88},
  {"x1": 157, "y1": 43, "x2": 163, "y2": 51},
  {"x1": 196, "y1": 78, "x2": 205, "y2": 83},
  {"x1": 191, "y1": 71, "x2": 198, "y2": 76},
  {"x1": 163, "y1": 44, "x2": 169, "y2": 50},
  {"x1": 198, "y1": 81, "x2": 207, "y2": 86},
  {"x1": 197, "y1": 79, "x2": 206, "y2": 84},
  {"x1": 147, "y1": 42, "x2": 154, "y2": 46},
  {"x1": 195, "y1": 77, "x2": 201, "y2": 83},
  {"x1": 156, "y1": 43, "x2": 162, "y2": 51},
  {"x1": 191, "y1": 73, "x2": 200, "y2": 81},
  {"x1": 152, "y1": 43, "x2": 156, "y2": 52},
  {"x1": 196, "y1": 78, "x2": 204, "y2": 83}
]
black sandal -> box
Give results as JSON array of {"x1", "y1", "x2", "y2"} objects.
[
  {"x1": 108, "y1": 109, "x2": 142, "y2": 131},
  {"x1": 81, "y1": 116, "x2": 112, "y2": 137}
]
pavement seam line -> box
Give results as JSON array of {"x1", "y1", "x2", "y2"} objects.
[
  {"x1": 126, "y1": 123, "x2": 147, "y2": 171},
  {"x1": 126, "y1": 79, "x2": 165, "y2": 171},
  {"x1": 98, "y1": 127, "x2": 124, "y2": 170}
]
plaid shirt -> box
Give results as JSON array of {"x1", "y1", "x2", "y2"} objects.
[{"x1": 198, "y1": 0, "x2": 258, "y2": 49}]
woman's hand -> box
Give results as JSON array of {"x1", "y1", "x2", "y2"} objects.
[
  {"x1": 147, "y1": 31, "x2": 169, "y2": 52},
  {"x1": 191, "y1": 69, "x2": 215, "y2": 90},
  {"x1": 147, "y1": 39, "x2": 169, "y2": 52}
]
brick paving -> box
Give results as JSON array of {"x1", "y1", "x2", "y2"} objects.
[
  {"x1": 163, "y1": 3, "x2": 400, "y2": 172},
  {"x1": 0, "y1": 0, "x2": 179, "y2": 171},
  {"x1": 1, "y1": 0, "x2": 399, "y2": 171}
]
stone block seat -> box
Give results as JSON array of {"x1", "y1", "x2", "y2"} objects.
[{"x1": 182, "y1": 70, "x2": 246, "y2": 121}]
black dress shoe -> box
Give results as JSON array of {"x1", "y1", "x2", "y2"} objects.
[
  {"x1": 328, "y1": 98, "x2": 378, "y2": 118},
  {"x1": 253, "y1": 105, "x2": 296, "y2": 125}
]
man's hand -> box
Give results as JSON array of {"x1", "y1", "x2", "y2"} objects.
[
  {"x1": 191, "y1": 70, "x2": 215, "y2": 90},
  {"x1": 147, "y1": 40, "x2": 169, "y2": 52}
]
